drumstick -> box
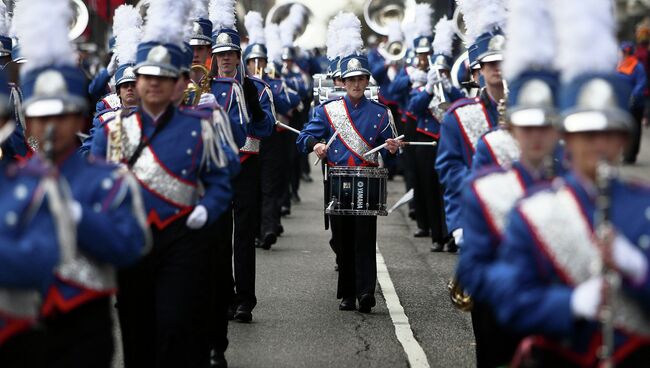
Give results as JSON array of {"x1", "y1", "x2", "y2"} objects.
[
  {"x1": 313, "y1": 130, "x2": 339, "y2": 166},
  {"x1": 401, "y1": 141, "x2": 437, "y2": 146},
  {"x1": 275, "y1": 120, "x2": 301, "y2": 134},
  {"x1": 363, "y1": 134, "x2": 405, "y2": 157}
]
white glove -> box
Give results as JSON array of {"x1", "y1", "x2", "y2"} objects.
[
  {"x1": 107, "y1": 54, "x2": 119, "y2": 76},
  {"x1": 186, "y1": 205, "x2": 208, "y2": 229},
  {"x1": 613, "y1": 234, "x2": 649, "y2": 284},
  {"x1": 68, "y1": 200, "x2": 82, "y2": 224},
  {"x1": 198, "y1": 93, "x2": 218, "y2": 108},
  {"x1": 409, "y1": 69, "x2": 428, "y2": 85},
  {"x1": 452, "y1": 228, "x2": 464, "y2": 246},
  {"x1": 424, "y1": 68, "x2": 441, "y2": 94},
  {"x1": 571, "y1": 277, "x2": 602, "y2": 320}
]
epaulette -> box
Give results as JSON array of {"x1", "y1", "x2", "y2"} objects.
[
  {"x1": 369, "y1": 99, "x2": 389, "y2": 110},
  {"x1": 320, "y1": 96, "x2": 344, "y2": 106},
  {"x1": 212, "y1": 77, "x2": 240, "y2": 85},
  {"x1": 95, "y1": 107, "x2": 117, "y2": 118},
  {"x1": 246, "y1": 75, "x2": 270, "y2": 88},
  {"x1": 178, "y1": 106, "x2": 212, "y2": 120},
  {"x1": 447, "y1": 96, "x2": 480, "y2": 112},
  {"x1": 98, "y1": 108, "x2": 137, "y2": 128}
]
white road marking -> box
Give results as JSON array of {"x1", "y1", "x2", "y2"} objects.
[{"x1": 376, "y1": 244, "x2": 431, "y2": 368}]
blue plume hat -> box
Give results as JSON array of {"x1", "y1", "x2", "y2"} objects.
[
  {"x1": 134, "y1": 42, "x2": 184, "y2": 78},
  {"x1": 190, "y1": 18, "x2": 213, "y2": 46},
  {"x1": 340, "y1": 54, "x2": 370, "y2": 79},
  {"x1": 22, "y1": 66, "x2": 88, "y2": 117},
  {"x1": 211, "y1": 28, "x2": 241, "y2": 54},
  {"x1": 507, "y1": 70, "x2": 560, "y2": 127}
]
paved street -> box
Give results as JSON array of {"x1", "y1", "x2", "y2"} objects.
[{"x1": 112, "y1": 127, "x2": 650, "y2": 368}]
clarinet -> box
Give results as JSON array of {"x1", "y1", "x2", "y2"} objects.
[{"x1": 594, "y1": 161, "x2": 620, "y2": 368}]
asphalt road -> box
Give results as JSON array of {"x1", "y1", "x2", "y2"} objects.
[{"x1": 112, "y1": 127, "x2": 650, "y2": 368}]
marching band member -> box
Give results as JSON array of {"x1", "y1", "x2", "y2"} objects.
[
  {"x1": 435, "y1": 0, "x2": 507, "y2": 251},
  {"x1": 244, "y1": 12, "x2": 301, "y2": 250},
  {"x1": 405, "y1": 16, "x2": 462, "y2": 252},
  {"x1": 210, "y1": 0, "x2": 276, "y2": 325},
  {"x1": 12, "y1": 0, "x2": 150, "y2": 366},
  {"x1": 456, "y1": 0, "x2": 564, "y2": 365},
  {"x1": 87, "y1": 37, "x2": 116, "y2": 108},
  {"x1": 490, "y1": 0, "x2": 650, "y2": 365},
  {"x1": 80, "y1": 4, "x2": 141, "y2": 156},
  {"x1": 90, "y1": 0, "x2": 232, "y2": 365},
  {"x1": 297, "y1": 13, "x2": 400, "y2": 313},
  {"x1": 618, "y1": 40, "x2": 648, "y2": 164}
]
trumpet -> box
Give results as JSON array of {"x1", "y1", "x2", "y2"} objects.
[
  {"x1": 428, "y1": 68, "x2": 451, "y2": 121},
  {"x1": 447, "y1": 278, "x2": 473, "y2": 312},
  {"x1": 183, "y1": 64, "x2": 212, "y2": 106}
]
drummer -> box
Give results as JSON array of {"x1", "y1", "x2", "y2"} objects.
[{"x1": 297, "y1": 20, "x2": 401, "y2": 312}]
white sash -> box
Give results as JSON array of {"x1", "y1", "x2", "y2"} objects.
[
  {"x1": 473, "y1": 170, "x2": 525, "y2": 235},
  {"x1": 324, "y1": 99, "x2": 378, "y2": 164},
  {"x1": 483, "y1": 129, "x2": 520, "y2": 168},
  {"x1": 454, "y1": 102, "x2": 491, "y2": 153}
]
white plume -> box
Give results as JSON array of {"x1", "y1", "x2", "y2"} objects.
[
  {"x1": 279, "y1": 4, "x2": 307, "y2": 48},
  {"x1": 113, "y1": 5, "x2": 142, "y2": 66},
  {"x1": 0, "y1": 1, "x2": 10, "y2": 37},
  {"x1": 14, "y1": 0, "x2": 76, "y2": 72},
  {"x1": 245, "y1": 11, "x2": 266, "y2": 46},
  {"x1": 191, "y1": 0, "x2": 209, "y2": 20},
  {"x1": 335, "y1": 12, "x2": 363, "y2": 58},
  {"x1": 552, "y1": 0, "x2": 618, "y2": 82},
  {"x1": 432, "y1": 17, "x2": 454, "y2": 57},
  {"x1": 414, "y1": 3, "x2": 433, "y2": 38},
  {"x1": 326, "y1": 15, "x2": 340, "y2": 60},
  {"x1": 209, "y1": 0, "x2": 236, "y2": 32},
  {"x1": 476, "y1": 0, "x2": 507, "y2": 36},
  {"x1": 266, "y1": 23, "x2": 283, "y2": 64},
  {"x1": 457, "y1": 0, "x2": 483, "y2": 44},
  {"x1": 503, "y1": 0, "x2": 554, "y2": 80},
  {"x1": 386, "y1": 20, "x2": 403, "y2": 44},
  {"x1": 142, "y1": 0, "x2": 191, "y2": 46},
  {"x1": 402, "y1": 21, "x2": 417, "y2": 50}
]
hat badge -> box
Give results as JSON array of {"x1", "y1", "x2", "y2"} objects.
[
  {"x1": 217, "y1": 32, "x2": 232, "y2": 45},
  {"x1": 519, "y1": 79, "x2": 553, "y2": 109},
  {"x1": 252, "y1": 44, "x2": 262, "y2": 54},
  {"x1": 488, "y1": 34, "x2": 506, "y2": 52},
  {"x1": 577, "y1": 79, "x2": 617, "y2": 110},
  {"x1": 347, "y1": 58, "x2": 362, "y2": 70},
  {"x1": 147, "y1": 45, "x2": 171, "y2": 64},
  {"x1": 34, "y1": 70, "x2": 68, "y2": 97},
  {"x1": 124, "y1": 66, "x2": 135, "y2": 79},
  {"x1": 434, "y1": 55, "x2": 446, "y2": 66},
  {"x1": 419, "y1": 38, "x2": 429, "y2": 47},
  {"x1": 192, "y1": 22, "x2": 202, "y2": 35}
]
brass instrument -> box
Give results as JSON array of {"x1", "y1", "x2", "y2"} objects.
[
  {"x1": 428, "y1": 67, "x2": 451, "y2": 121},
  {"x1": 497, "y1": 79, "x2": 509, "y2": 126},
  {"x1": 254, "y1": 59, "x2": 264, "y2": 79},
  {"x1": 107, "y1": 109, "x2": 125, "y2": 164},
  {"x1": 447, "y1": 278, "x2": 473, "y2": 312},
  {"x1": 363, "y1": 0, "x2": 415, "y2": 63},
  {"x1": 451, "y1": 6, "x2": 468, "y2": 43},
  {"x1": 183, "y1": 64, "x2": 212, "y2": 106},
  {"x1": 69, "y1": 0, "x2": 89, "y2": 41},
  {"x1": 594, "y1": 161, "x2": 619, "y2": 368}
]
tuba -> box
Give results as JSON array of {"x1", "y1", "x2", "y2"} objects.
[
  {"x1": 363, "y1": 0, "x2": 415, "y2": 63},
  {"x1": 69, "y1": 0, "x2": 89, "y2": 41}
]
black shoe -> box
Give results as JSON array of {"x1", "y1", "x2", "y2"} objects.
[
  {"x1": 339, "y1": 297, "x2": 356, "y2": 311},
  {"x1": 234, "y1": 305, "x2": 252, "y2": 323},
  {"x1": 291, "y1": 192, "x2": 301, "y2": 203},
  {"x1": 261, "y1": 232, "x2": 277, "y2": 250},
  {"x1": 430, "y1": 241, "x2": 444, "y2": 252},
  {"x1": 210, "y1": 350, "x2": 228, "y2": 368},
  {"x1": 280, "y1": 206, "x2": 291, "y2": 216},
  {"x1": 445, "y1": 238, "x2": 458, "y2": 253},
  {"x1": 358, "y1": 294, "x2": 376, "y2": 313},
  {"x1": 300, "y1": 173, "x2": 313, "y2": 182},
  {"x1": 414, "y1": 229, "x2": 429, "y2": 238},
  {"x1": 276, "y1": 224, "x2": 284, "y2": 236},
  {"x1": 408, "y1": 209, "x2": 416, "y2": 220},
  {"x1": 334, "y1": 264, "x2": 339, "y2": 271}
]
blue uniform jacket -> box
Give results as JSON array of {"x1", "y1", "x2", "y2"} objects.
[
  {"x1": 88, "y1": 69, "x2": 112, "y2": 106},
  {"x1": 80, "y1": 106, "x2": 138, "y2": 157},
  {"x1": 489, "y1": 172, "x2": 650, "y2": 364},
  {"x1": 282, "y1": 69, "x2": 309, "y2": 99},
  {"x1": 407, "y1": 87, "x2": 441, "y2": 139},
  {"x1": 457, "y1": 161, "x2": 564, "y2": 304},
  {"x1": 210, "y1": 77, "x2": 247, "y2": 148},
  {"x1": 90, "y1": 107, "x2": 232, "y2": 229},
  {"x1": 296, "y1": 95, "x2": 395, "y2": 166},
  {"x1": 264, "y1": 75, "x2": 302, "y2": 117},
  {"x1": 435, "y1": 90, "x2": 499, "y2": 232}
]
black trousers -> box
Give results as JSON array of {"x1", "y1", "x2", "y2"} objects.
[
  {"x1": 471, "y1": 301, "x2": 521, "y2": 368},
  {"x1": 0, "y1": 298, "x2": 113, "y2": 368},
  {"x1": 625, "y1": 103, "x2": 645, "y2": 162},
  {"x1": 412, "y1": 135, "x2": 447, "y2": 242},
  {"x1": 232, "y1": 155, "x2": 260, "y2": 309},
  {"x1": 117, "y1": 219, "x2": 212, "y2": 368},
  {"x1": 207, "y1": 207, "x2": 234, "y2": 355},
  {"x1": 260, "y1": 129, "x2": 289, "y2": 236},
  {"x1": 402, "y1": 116, "x2": 420, "y2": 222},
  {"x1": 330, "y1": 215, "x2": 377, "y2": 299}
]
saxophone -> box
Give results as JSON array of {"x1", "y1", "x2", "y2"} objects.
[
  {"x1": 183, "y1": 64, "x2": 212, "y2": 106},
  {"x1": 594, "y1": 161, "x2": 619, "y2": 368}
]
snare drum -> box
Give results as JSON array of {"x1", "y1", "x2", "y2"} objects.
[{"x1": 326, "y1": 166, "x2": 388, "y2": 216}]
